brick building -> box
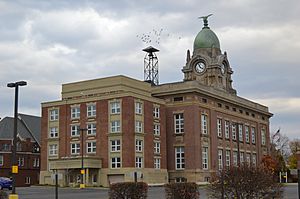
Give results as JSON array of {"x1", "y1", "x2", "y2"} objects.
[
  {"x1": 40, "y1": 18, "x2": 272, "y2": 187},
  {"x1": 0, "y1": 114, "x2": 41, "y2": 186}
]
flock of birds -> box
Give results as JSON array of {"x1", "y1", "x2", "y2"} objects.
[{"x1": 136, "y1": 28, "x2": 182, "y2": 45}]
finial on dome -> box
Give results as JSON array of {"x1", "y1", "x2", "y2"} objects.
[{"x1": 198, "y1": 14, "x2": 213, "y2": 29}]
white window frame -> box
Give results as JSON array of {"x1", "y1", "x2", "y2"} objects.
[
  {"x1": 246, "y1": 153, "x2": 251, "y2": 164},
  {"x1": 175, "y1": 147, "x2": 185, "y2": 170},
  {"x1": 135, "y1": 139, "x2": 143, "y2": 152},
  {"x1": 135, "y1": 121, "x2": 143, "y2": 133},
  {"x1": 111, "y1": 157, "x2": 121, "y2": 168},
  {"x1": 251, "y1": 127, "x2": 256, "y2": 144},
  {"x1": 49, "y1": 144, "x2": 58, "y2": 156},
  {"x1": 201, "y1": 114, "x2": 208, "y2": 134},
  {"x1": 111, "y1": 140, "x2": 121, "y2": 152},
  {"x1": 49, "y1": 109, "x2": 59, "y2": 121},
  {"x1": 18, "y1": 157, "x2": 24, "y2": 166},
  {"x1": 154, "y1": 141, "x2": 160, "y2": 154},
  {"x1": 232, "y1": 124, "x2": 236, "y2": 140},
  {"x1": 153, "y1": 106, "x2": 160, "y2": 118},
  {"x1": 25, "y1": 177, "x2": 31, "y2": 184},
  {"x1": 218, "y1": 149, "x2": 223, "y2": 170},
  {"x1": 111, "y1": 120, "x2": 121, "y2": 133},
  {"x1": 135, "y1": 102, "x2": 143, "y2": 114},
  {"x1": 71, "y1": 143, "x2": 80, "y2": 155},
  {"x1": 87, "y1": 141, "x2": 96, "y2": 153},
  {"x1": 233, "y1": 151, "x2": 238, "y2": 166},
  {"x1": 49, "y1": 127, "x2": 58, "y2": 138},
  {"x1": 174, "y1": 113, "x2": 184, "y2": 134},
  {"x1": 238, "y1": 124, "x2": 243, "y2": 142},
  {"x1": 240, "y1": 152, "x2": 244, "y2": 163},
  {"x1": 110, "y1": 101, "x2": 121, "y2": 114},
  {"x1": 252, "y1": 153, "x2": 257, "y2": 166},
  {"x1": 202, "y1": 147, "x2": 208, "y2": 170},
  {"x1": 217, "y1": 118, "x2": 222, "y2": 137},
  {"x1": 71, "y1": 125, "x2": 80, "y2": 137},
  {"x1": 261, "y1": 128, "x2": 266, "y2": 145},
  {"x1": 245, "y1": 126, "x2": 250, "y2": 143},
  {"x1": 135, "y1": 157, "x2": 143, "y2": 168},
  {"x1": 153, "y1": 123, "x2": 160, "y2": 136},
  {"x1": 87, "y1": 123, "x2": 96, "y2": 135},
  {"x1": 154, "y1": 158, "x2": 160, "y2": 169},
  {"x1": 225, "y1": 150, "x2": 230, "y2": 167},
  {"x1": 87, "y1": 104, "x2": 96, "y2": 117},
  {"x1": 0, "y1": 155, "x2": 3, "y2": 166},
  {"x1": 71, "y1": 106, "x2": 80, "y2": 119},
  {"x1": 225, "y1": 120, "x2": 230, "y2": 139}
]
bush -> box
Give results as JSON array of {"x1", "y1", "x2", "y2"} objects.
[
  {"x1": 0, "y1": 191, "x2": 8, "y2": 199},
  {"x1": 207, "y1": 164, "x2": 283, "y2": 199},
  {"x1": 165, "y1": 182, "x2": 200, "y2": 199},
  {"x1": 109, "y1": 182, "x2": 148, "y2": 199}
]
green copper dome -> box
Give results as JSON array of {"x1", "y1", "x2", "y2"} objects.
[
  {"x1": 194, "y1": 27, "x2": 220, "y2": 49},
  {"x1": 194, "y1": 14, "x2": 220, "y2": 50}
]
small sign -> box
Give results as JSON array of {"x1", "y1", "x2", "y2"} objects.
[
  {"x1": 12, "y1": 166, "x2": 18, "y2": 174},
  {"x1": 81, "y1": 169, "x2": 85, "y2": 174}
]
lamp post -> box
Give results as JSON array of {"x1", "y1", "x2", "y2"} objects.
[
  {"x1": 80, "y1": 128, "x2": 87, "y2": 189},
  {"x1": 7, "y1": 81, "x2": 27, "y2": 199}
]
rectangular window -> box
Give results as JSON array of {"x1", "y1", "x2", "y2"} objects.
[
  {"x1": 71, "y1": 125, "x2": 80, "y2": 137},
  {"x1": 153, "y1": 106, "x2": 160, "y2": 118},
  {"x1": 87, "y1": 123, "x2": 96, "y2": 135},
  {"x1": 154, "y1": 158, "x2": 160, "y2": 169},
  {"x1": 111, "y1": 157, "x2": 121, "y2": 168},
  {"x1": 110, "y1": 101, "x2": 121, "y2": 114},
  {"x1": 18, "y1": 157, "x2": 24, "y2": 166},
  {"x1": 71, "y1": 143, "x2": 80, "y2": 155},
  {"x1": 135, "y1": 121, "x2": 143, "y2": 133},
  {"x1": 201, "y1": 114, "x2": 208, "y2": 134},
  {"x1": 111, "y1": 120, "x2": 121, "y2": 133},
  {"x1": 87, "y1": 104, "x2": 96, "y2": 117},
  {"x1": 153, "y1": 124, "x2": 160, "y2": 136},
  {"x1": 33, "y1": 158, "x2": 40, "y2": 168},
  {"x1": 175, "y1": 147, "x2": 185, "y2": 170},
  {"x1": 225, "y1": 121, "x2": 230, "y2": 139},
  {"x1": 0, "y1": 155, "x2": 3, "y2": 166},
  {"x1": 240, "y1": 152, "x2": 244, "y2": 163},
  {"x1": 261, "y1": 128, "x2": 266, "y2": 145},
  {"x1": 238, "y1": 124, "x2": 243, "y2": 142},
  {"x1": 135, "y1": 139, "x2": 143, "y2": 152},
  {"x1": 154, "y1": 141, "x2": 160, "y2": 154},
  {"x1": 217, "y1": 118, "x2": 222, "y2": 137},
  {"x1": 232, "y1": 124, "x2": 236, "y2": 140},
  {"x1": 218, "y1": 149, "x2": 223, "y2": 170},
  {"x1": 71, "y1": 107, "x2": 80, "y2": 119},
  {"x1": 135, "y1": 157, "x2": 143, "y2": 168},
  {"x1": 25, "y1": 177, "x2": 31, "y2": 184},
  {"x1": 49, "y1": 109, "x2": 59, "y2": 121},
  {"x1": 49, "y1": 127, "x2": 58, "y2": 138},
  {"x1": 135, "y1": 102, "x2": 143, "y2": 114},
  {"x1": 111, "y1": 140, "x2": 121, "y2": 152},
  {"x1": 245, "y1": 126, "x2": 250, "y2": 143},
  {"x1": 202, "y1": 147, "x2": 208, "y2": 170},
  {"x1": 87, "y1": 142, "x2": 96, "y2": 153},
  {"x1": 246, "y1": 153, "x2": 251, "y2": 164},
  {"x1": 49, "y1": 144, "x2": 58, "y2": 156},
  {"x1": 252, "y1": 154, "x2": 257, "y2": 166},
  {"x1": 251, "y1": 127, "x2": 256, "y2": 144},
  {"x1": 174, "y1": 113, "x2": 184, "y2": 134},
  {"x1": 233, "y1": 151, "x2": 238, "y2": 166},
  {"x1": 225, "y1": 150, "x2": 230, "y2": 167},
  {"x1": 3, "y1": 144, "x2": 11, "y2": 151}
]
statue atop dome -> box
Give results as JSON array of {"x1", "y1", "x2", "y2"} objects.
[{"x1": 198, "y1": 14, "x2": 213, "y2": 28}]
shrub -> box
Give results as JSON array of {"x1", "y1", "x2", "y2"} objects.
[
  {"x1": 109, "y1": 182, "x2": 148, "y2": 199},
  {"x1": 207, "y1": 164, "x2": 283, "y2": 199},
  {"x1": 0, "y1": 191, "x2": 8, "y2": 199},
  {"x1": 165, "y1": 182, "x2": 200, "y2": 199}
]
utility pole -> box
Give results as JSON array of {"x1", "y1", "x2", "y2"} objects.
[{"x1": 80, "y1": 128, "x2": 87, "y2": 189}]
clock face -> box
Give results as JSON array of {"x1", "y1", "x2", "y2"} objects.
[
  {"x1": 221, "y1": 63, "x2": 226, "y2": 74},
  {"x1": 195, "y1": 62, "x2": 206, "y2": 74}
]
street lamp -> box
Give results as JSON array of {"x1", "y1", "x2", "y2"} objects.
[
  {"x1": 7, "y1": 81, "x2": 27, "y2": 199},
  {"x1": 80, "y1": 128, "x2": 87, "y2": 189}
]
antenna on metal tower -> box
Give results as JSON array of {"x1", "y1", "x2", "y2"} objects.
[{"x1": 143, "y1": 46, "x2": 159, "y2": 85}]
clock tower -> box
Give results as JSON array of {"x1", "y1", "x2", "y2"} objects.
[{"x1": 182, "y1": 15, "x2": 236, "y2": 95}]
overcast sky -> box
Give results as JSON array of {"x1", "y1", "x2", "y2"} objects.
[{"x1": 0, "y1": 0, "x2": 299, "y2": 139}]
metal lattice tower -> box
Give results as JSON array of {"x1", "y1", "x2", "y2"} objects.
[{"x1": 143, "y1": 46, "x2": 159, "y2": 85}]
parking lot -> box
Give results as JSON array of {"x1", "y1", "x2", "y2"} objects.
[{"x1": 2, "y1": 184, "x2": 298, "y2": 199}]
